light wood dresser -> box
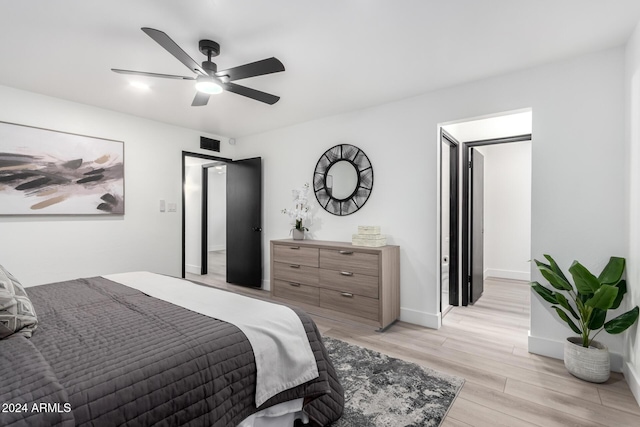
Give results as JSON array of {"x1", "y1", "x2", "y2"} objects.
[{"x1": 270, "y1": 239, "x2": 400, "y2": 331}]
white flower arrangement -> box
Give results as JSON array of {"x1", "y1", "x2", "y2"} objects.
[{"x1": 282, "y1": 182, "x2": 312, "y2": 231}]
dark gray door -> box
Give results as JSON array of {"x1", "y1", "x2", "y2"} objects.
[
  {"x1": 226, "y1": 157, "x2": 262, "y2": 287},
  {"x1": 440, "y1": 130, "x2": 459, "y2": 307},
  {"x1": 470, "y1": 148, "x2": 484, "y2": 304}
]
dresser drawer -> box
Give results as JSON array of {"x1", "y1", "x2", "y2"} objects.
[
  {"x1": 319, "y1": 269, "x2": 379, "y2": 299},
  {"x1": 273, "y1": 244, "x2": 319, "y2": 267},
  {"x1": 320, "y1": 249, "x2": 379, "y2": 276},
  {"x1": 273, "y1": 261, "x2": 319, "y2": 286},
  {"x1": 319, "y1": 289, "x2": 379, "y2": 321},
  {"x1": 273, "y1": 279, "x2": 319, "y2": 306}
]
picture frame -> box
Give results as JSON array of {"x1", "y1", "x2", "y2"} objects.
[{"x1": 0, "y1": 121, "x2": 124, "y2": 215}]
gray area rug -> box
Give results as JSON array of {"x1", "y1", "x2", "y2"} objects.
[{"x1": 324, "y1": 336, "x2": 464, "y2": 427}]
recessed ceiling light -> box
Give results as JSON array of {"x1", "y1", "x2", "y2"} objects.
[{"x1": 129, "y1": 81, "x2": 150, "y2": 90}]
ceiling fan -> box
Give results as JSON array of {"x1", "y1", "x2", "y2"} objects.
[{"x1": 112, "y1": 27, "x2": 285, "y2": 105}]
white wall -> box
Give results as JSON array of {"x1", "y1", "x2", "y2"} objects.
[
  {"x1": 625, "y1": 20, "x2": 640, "y2": 404},
  {"x1": 0, "y1": 85, "x2": 235, "y2": 286},
  {"x1": 208, "y1": 168, "x2": 227, "y2": 251},
  {"x1": 233, "y1": 47, "x2": 627, "y2": 357},
  {"x1": 475, "y1": 142, "x2": 532, "y2": 281}
]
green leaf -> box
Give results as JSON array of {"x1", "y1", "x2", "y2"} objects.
[
  {"x1": 578, "y1": 293, "x2": 590, "y2": 304},
  {"x1": 535, "y1": 260, "x2": 573, "y2": 291},
  {"x1": 543, "y1": 254, "x2": 569, "y2": 282},
  {"x1": 585, "y1": 285, "x2": 618, "y2": 310},
  {"x1": 569, "y1": 261, "x2": 600, "y2": 295},
  {"x1": 604, "y1": 307, "x2": 640, "y2": 334},
  {"x1": 555, "y1": 292, "x2": 579, "y2": 319},
  {"x1": 598, "y1": 256, "x2": 625, "y2": 285},
  {"x1": 587, "y1": 308, "x2": 606, "y2": 330},
  {"x1": 531, "y1": 282, "x2": 557, "y2": 304},
  {"x1": 553, "y1": 306, "x2": 582, "y2": 334},
  {"x1": 610, "y1": 280, "x2": 627, "y2": 310}
]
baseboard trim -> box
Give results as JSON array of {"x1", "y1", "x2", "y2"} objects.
[
  {"x1": 400, "y1": 307, "x2": 440, "y2": 329},
  {"x1": 485, "y1": 268, "x2": 530, "y2": 281},
  {"x1": 528, "y1": 332, "x2": 623, "y2": 372},
  {"x1": 185, "y1": 264, "x2": 200, "y2": 275},
  {"x1": 623, "y1": 361, "x2": 640, "y2": 407},
  {"x1": 262, "y1": 279, "x2": 270, "y2": 291}
]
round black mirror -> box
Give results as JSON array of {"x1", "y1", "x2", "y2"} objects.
[{"x1": 313, "y1": 144, "x2": 373, "y2": 216}]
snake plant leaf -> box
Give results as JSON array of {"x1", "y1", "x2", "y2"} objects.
[
  {"x1": 553, "y1": 306, "x2": 582, "y2": 334},
  {"x1": 531, "y1": 282, "x2": 558, "y2": 304},
  {"x1": 555, "y1": 292, "x2": 579, "y2": 319},
  {"x1": 543, "y1": 254, "x2": 569, "y2": 282},
  {"x1": 598, "y1": 256, "x2": 625, "y2": 285},
  {"x1": 535, "y1": 260, "x2": 573, "y2": 291},
  {"x1": 569, "y1": 261, "x2": 600, "y2": 294},
  {"x1": 604, "y1": 306, "x2": 640, "y2": 334},
  {"x1": 585, "y1": 284, "x2": 619, "y2": 310},
  {"x1": 611, "y1": 280, "x2": 627, "y2": 310},
  {"x1": 587, "y1": 308, "x2": 607, "y2": 330}
]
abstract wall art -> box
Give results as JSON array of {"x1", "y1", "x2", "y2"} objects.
[{"x1": 0, "y1": 121, "x2": 124, "y2": 215}]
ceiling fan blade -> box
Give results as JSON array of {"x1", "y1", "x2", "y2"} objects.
[
  {"x1": 216, "y1": 57, "x2": 285, "y2": 82},
  {"x1": 111, "y1": 69, "x2": 196, "y2": 80},
  {"x1": 222, "y1": 82, "x2": 280, "y2": 105},
  {"x1": 141, "y1": 27, "x2": 208, "y2": 76},
  {"x1": 192, "y1": 91, "x2": 210, "y2": 106}
]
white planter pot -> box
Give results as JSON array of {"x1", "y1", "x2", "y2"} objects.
[
  {"x1": 564, "y1": 337, "x2": 610, "y2": 383},
  {"x1": 292, "y1": 228, "x2": 305, "y2": 240}
]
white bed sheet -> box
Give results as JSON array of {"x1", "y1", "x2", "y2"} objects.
[
  {"x1": 237, "y1": 398, "x2": 308, "y2": 427},
  {"x1": 102, "y1": 272, "x2": 319, "y2": 407}
]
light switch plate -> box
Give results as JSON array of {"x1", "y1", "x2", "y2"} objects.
[
  {"x1": 160, "y1": 200, "x2": 166, "y2": 212},
  {"x1": 168, "y1": 203, "x2": 177, "y2": 212}
]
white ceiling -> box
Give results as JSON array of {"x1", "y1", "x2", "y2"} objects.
[{"x1": 1, "y1": 0, "x2": 640, "y2": 138}]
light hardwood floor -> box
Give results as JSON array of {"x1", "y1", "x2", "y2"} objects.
[{"x1": 189, "y1": 267, "x2": 640, "y2": 426}]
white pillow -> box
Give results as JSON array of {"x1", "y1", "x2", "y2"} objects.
[{"x1": 0, "y1": 265, "x2": 37, "y2": 339}]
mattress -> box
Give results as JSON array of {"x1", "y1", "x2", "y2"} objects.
[{"x1": 0, "y1": 276, "x2": 344, "y2": 426}]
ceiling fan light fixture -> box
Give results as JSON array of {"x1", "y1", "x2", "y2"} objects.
[{"x1": 195, "y1": 77, "x2": 223, "y2": 95}]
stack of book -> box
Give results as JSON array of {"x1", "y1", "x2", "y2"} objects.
[{"x1": 352, "y1": 226, "x2": 386, "y2": 247}]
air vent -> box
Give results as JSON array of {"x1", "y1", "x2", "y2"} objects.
[{"x1": 200, "y1": 136, "x2": 220, "y2": 152}]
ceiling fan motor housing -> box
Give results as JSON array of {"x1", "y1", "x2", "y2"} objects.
[{"x1": 202, "y1": 61, "x2": 217, "y2": 74}]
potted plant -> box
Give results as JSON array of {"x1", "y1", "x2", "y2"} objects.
[
  {"x1": 531, "y1": 255, "x2": 639, "y2": 383},
  {"x1": 282, "y1": 183, "x2": 312, "y2": 240}
]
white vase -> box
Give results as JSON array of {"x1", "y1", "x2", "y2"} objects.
[
  {"x1": 564, "y1": 337, "x2": 610, "y2": 383},
  {"x1": 292, "y1": 228, "x2": 305, "y2": 240}
]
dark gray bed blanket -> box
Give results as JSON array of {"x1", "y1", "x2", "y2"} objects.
[{"x1": 1, "y1": 277, "x2": 343, "y2": 426}]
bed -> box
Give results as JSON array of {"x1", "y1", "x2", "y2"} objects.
[{"x1": 0, "y1": 266, "x2": 344, "y2": 426}]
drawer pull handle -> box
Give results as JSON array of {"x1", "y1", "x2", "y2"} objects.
[
  {"x1": 340, "y1": 292, "x2": 354, "y2": 298},
  {"x1": 290, "y1": 264, "x2": 300, "y2": 269},
  {"x1": 290, "y1": 246, "x2": 300, "y2": 250},
  {"x1": 339, "y1": 250, "x2": 353, "y2": 255},
  {"x1": 340, "y1": 271, "x2": 353, "y2": 276},
  {"x1": 289, "y1": 282, "x2": 301, "y2": 287}
]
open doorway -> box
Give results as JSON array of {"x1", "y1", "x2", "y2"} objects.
[
  {"x1": 200, "y1": 162, "x2": 227, "y2": 283},
  {"x1": 183, "y1": 153, "x2": 230, "y2": 285},
  {"x1": 439, "y1": 110, "x2": 532, "y2": 313},
  {"x1": 182, "y1": 152, "x2": 263, "y2": 288}
]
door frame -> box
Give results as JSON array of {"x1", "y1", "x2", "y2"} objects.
[
  {"x1": 460, "y1": 134, "x2": 532, "y2": 305},
  {"x1": 201, "y1": 161, "x2": 228, "y2": 275},
  {"x1": 440, "y1": 129, "x2": 460, "y2": 308},
  {"x1": 182, "y1": 151, "x2": 232, "y2": 278}
]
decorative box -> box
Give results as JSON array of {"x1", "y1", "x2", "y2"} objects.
[
  {"x1": 357, "y1": 226, "x2": 381, "y2": 235},
  {"x1": 352, "y1": 235, "x2": 387, "y2": 247},
  {"x1": 352, "y1": 226, "x2": 386, "y2": 247}
]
